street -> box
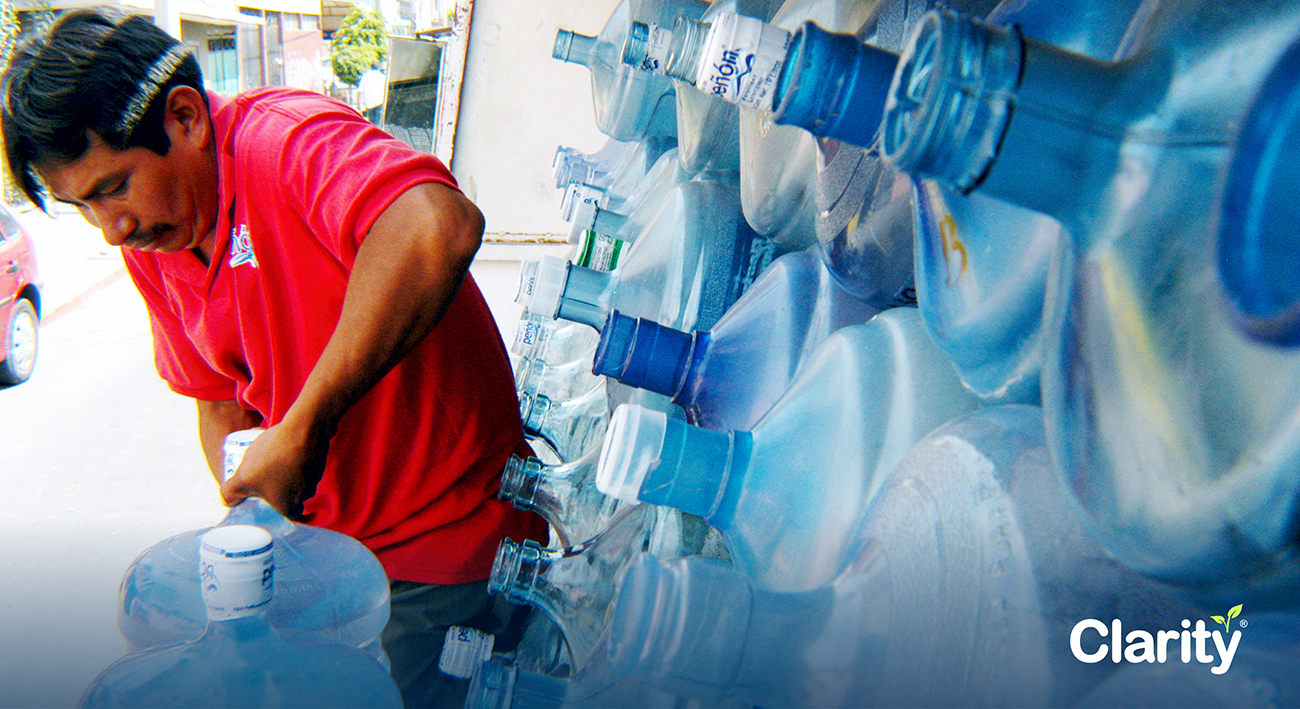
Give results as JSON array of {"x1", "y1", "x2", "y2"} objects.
[{"x1": 0, "y1": 273, "x2": 227, "y2": 707}]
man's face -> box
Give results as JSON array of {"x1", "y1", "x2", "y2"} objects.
[{"x1": 38, "y1": 104, "x2": 218, "y2": 257}]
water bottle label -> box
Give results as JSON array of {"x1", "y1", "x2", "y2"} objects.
[
  {"x1": 200, "y1": 532, "x2": 274, "y2": 621},
  {"x1": 438, "y1": 626, "x2": 495, "y2": 679},
  {"x1": 512, "y1": 320, "x2": 553, "y2": 359},
  {"x1": 515, "y1": 260, "x2": 540, "y2": 306},
  {"x1": 574, "y1": 231, "x2": 625, "y2": 272},
  {"x1": 221, "y1": 428, "x2": 266, "y2": 484},
  {"x1": 638, "y1": 23, "x2": 674, "y2": 72},
  {"x1": 695, "y1": 13, "x2": 792, "y2": 111}
]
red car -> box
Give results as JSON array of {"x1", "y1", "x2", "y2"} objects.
[{"x1": 0, "y1": 203, "x2": 41, "y2": 385}]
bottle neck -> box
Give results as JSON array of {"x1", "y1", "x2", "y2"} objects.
[
  {"x1": 883, "y1": 10, "x2": 1133, "y2": 224},
  {"x1": 593, "y1": 311, "x2": 704, "y2": 401},
  {"x1": 636, "y1": 417, "x2": 753, "y2": 528},
  {"x1": 222, "y1": 498, "x2": 295, "y2": 536},
  {"x1": 553, "y1": 30, "x2": 597, "y2": 67},
  {"x1": 665, "y1": 17, "x2": 709, "y2": 83},
  {"x1": 772, "y1": 21, "x2": 899, "y2": 146},
  {"x1": 489, "y1": 538, "x2": 554, "y2": 607},
  {"x1": 201, "y1": 610, "x2": 274, "y2": 644},
  {"x1": 558, "y1": 265, "x2": 617, "y2": 330}
]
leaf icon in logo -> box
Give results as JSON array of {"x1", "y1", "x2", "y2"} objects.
[
  {"x1": 1211, "y1": 614, "x2": 1226, "y2": 628},
  {"x1": 1228, "y1": 604, "x2": 1242, "y2": 624}
]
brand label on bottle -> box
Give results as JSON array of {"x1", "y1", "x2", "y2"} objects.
[
  {"x1": 574, "y1": 230, "x2": 625, "y2": 272},
  {"x1": 200, "y1": 536, "x2": 274, "y2": 621},
  {"x1": 638, "y1": 23, "x2": 674, "y2": 72},
  {"x1": 438, "y1": 626, "x2": 496, "y2": 679},
  {"x1": 695, "y1": 13, "x2": 792, "y2": 111},
  {"x1": 221, "y1": 429, "x2": 266, "y2": 483},
  {"x1": 512, "y1": 320, "x2": 554, "y2": 359}
]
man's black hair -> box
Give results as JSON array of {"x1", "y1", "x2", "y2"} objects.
[{"x1": 1, "y1": 7, "x2": 207, "y2": 209}]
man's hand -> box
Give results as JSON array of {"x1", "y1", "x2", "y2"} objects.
[{"x1": 219, "y1": 416, "x2": 332, "y2": 519}]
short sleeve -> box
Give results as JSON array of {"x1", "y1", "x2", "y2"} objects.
[{"x1": 237, "y1": 95, "x2": 459, "y2": 269}]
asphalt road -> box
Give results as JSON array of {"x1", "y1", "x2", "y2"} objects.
[{"x1": 0, "y1": 274, "x2": 228, "y2": 708}]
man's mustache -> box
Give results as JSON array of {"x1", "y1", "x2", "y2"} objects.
[{"x1": 123, "y1": 223, "x2": 177, "y2": 249}]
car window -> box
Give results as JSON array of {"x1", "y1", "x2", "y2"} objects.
[{"x1": 0, "y1": 207, "x2": 18, "y2": 244}]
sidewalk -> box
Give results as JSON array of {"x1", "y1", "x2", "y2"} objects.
[{"x1": 12, "y1": 203, "x2": 125, "y2": 322}]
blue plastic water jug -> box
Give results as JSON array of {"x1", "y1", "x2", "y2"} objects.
[
  {"x1": 596, "y1": 308, "x2": 982, "y2": 592},
  {"x1": 881, "y1": 0, "x2": 1300, "y2": 606},
  {"x1": 592, "y1": 246, "x2": 878, "y2": 431},
  {"x1": 83, "y1": 527, "x2": 401, "y2": 708},
  {"x1": 117, "y1": 431, "x2": 390, "y2": 663}
]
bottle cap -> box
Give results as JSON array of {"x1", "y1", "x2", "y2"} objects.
[
  {"x1": 568, "y1": 199, "x2": 601, "y2": 244},
  {"x1": 597, "y1": 404, "x2": 668, "y2": 502},
  {"x1": 529, "y1": 256, "x2": 572, "y2": 320},
  {"x1": 439, "y1": 626, "x2": 496, "y2": 680},
  {"x1": 221, "y1": 428, "x2": 265, "y2": 484},
  {"x1": 200, "y1": 525, "x2": 274, "y2": 620}
]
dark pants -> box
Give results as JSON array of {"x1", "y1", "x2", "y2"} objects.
[{"x1": 382, "y1": 579, "x2": 529, "y2": 709}]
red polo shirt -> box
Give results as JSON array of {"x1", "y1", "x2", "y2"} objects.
[{"x1": 123, "y1": 87, "x2": 545, "y2": 584}]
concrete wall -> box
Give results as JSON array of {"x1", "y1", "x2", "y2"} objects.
[{"x1": 455, "y1": 0, "x2": 623, "y2": 341}]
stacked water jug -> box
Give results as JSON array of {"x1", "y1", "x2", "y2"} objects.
[{"x1": 484, "y1": 0, "x2": 1300, "y2": 707}]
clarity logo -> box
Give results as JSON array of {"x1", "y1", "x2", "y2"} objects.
[{"x1": 1070, "y1": 605, "x2": 1243, "y2": 675}]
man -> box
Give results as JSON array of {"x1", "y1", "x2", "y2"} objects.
[
  {"x1": 360, "y1": 61, "x2": 387, "y2": 124},
  {"x1": 2, "y1": 9, "x2": 546, "y2": 707}
]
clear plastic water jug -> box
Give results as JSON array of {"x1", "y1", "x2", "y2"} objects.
[
  {"x1": 498, "y1": 448, "x2": 626, "y2": 548},
  {"x1": 511, "y1": 316, "x2": 600, "y2": 366},
  {"x1": 605, "y1": 406, "x2": 1201, "y2": 708},
  {"x1": 881, "y1": 0, "x2": 1300, "y2": 606},
  {"x1": 592, "y1": 246, "x2": 878, "y2": 431},
  {"x1": 83, "y1": 527, "x2": 402, "y2": 708},
  {"x1": 520, "y1": 383, "x2": 610, "y2": 463},
  {"x1": 597, "y1": 308, "x2": 982, "y2": 592},
  {"x1": 116, "y1": 431, "x2": 390, "y2": 663},
  {"x1": 554, "y1": 0, "x2": 709, "y2": 140}
]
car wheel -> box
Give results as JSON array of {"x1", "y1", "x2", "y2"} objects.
[{"x1": 0, "y1": 298, "x2": 38, "y2": 385}]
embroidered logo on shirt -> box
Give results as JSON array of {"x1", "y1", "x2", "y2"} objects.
[{"x1": 229, "y1": 224, "x2": 258, "y2": 269}]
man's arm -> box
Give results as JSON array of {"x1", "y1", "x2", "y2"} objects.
[
  {"x1": 197, "y1": 398, "x2": 265, "y2": 482},
  {"x1": 220, "y1": 181, "x2": 485, "y2": 516}
]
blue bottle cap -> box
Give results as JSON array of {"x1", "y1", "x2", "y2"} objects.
[
  {"x1": 593, "y1": 311, "x2": 694, "y2": 398},
  {"x1": 1218, "y1": 30, "x2": 1300, "y2": 345}
]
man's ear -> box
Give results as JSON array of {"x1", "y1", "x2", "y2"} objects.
[{"x1": 163, "y1": 85, "x2": 212, "y2": 150}]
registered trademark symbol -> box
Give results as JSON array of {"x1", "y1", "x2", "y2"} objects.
[{"x1": 1240, "y1": 620, "x2": 1248, "y2": 628}]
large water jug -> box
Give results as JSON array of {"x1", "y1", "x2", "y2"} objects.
[
  {"x1": 596, "y1": 308, "x2": 981, "y2": 592},
  {"x1": 900, "y1": 0, "x2": 1145, "y2": 405},
  {"x1": 1217, "y1": 34, "x2": 1300, "y2": 347},
  {"x1": 1078, "y1": 613, "x2": 1300, "y2": 709},
  {"x1": 488, "y1": 504, "x2": 710, "y2": 673},
  {"x1": 511, "y1": 316, "x2": 599, "y2": 367},
  {"x1": 880, "y1": 0, "x2": 1300, "y2": 607},
  {"x1": 565, "y1": 147, "x2": 691, "y2": 249},
  {"x1": 519, "y1": 175, "x2": 768, "y2": 336},
  {"x1": 592, "y1": 246, "x2": 877, "y2": 431},
  {"x1": 83, "y1": 527, "x2": 402, "y2": 708},
  {"x1": 622, "y1": 0, "x2": 788, "y2": 174},
  {"x1": 514, "y1": 354, "x2": 604, "y2": 402},
  {"x1": 116, "y1": 431, "x2": 390, "y2": 662},
  {"x1": 558, "y1": 136, "x2": 678, "y2": 219},
  {"x1": 552, "y1": 137, "x2": 637, "y2": 191},
  {"x1": 498, "y1": 447, "x2": 625, "y2": 548},
  {"x1": 553, "y1": 0, "x2": 708, "y2": 141},
  {"x1": 605, "y1": 406, "x2": 1204, "y2": 708},
  {"x1": 519, "y1": 383, "x2": 610, "y2": 463}
]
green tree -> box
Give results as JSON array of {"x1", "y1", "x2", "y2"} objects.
[{"x1": 330, "y1": 6, "x2": 389, "y2": 86}]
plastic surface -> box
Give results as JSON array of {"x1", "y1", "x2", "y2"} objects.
[
  {"x1": 499, "y1": 448, "x2": 627, "y2": 547},
  {"x1": 520, "y1": 385, "x2": 610, "y2": 463},
  {"x1": 514, "y1": 354, "x2": 604, "y2": 402},
  {"x1": 1218, "y1": 32, "x2": 1300, "y2": 346},
  {"x1": 884, "y1": 0, "x2": 1300, "y2": 606},
  {"x1": 606, "y1": 407, "x2": 1200, "y2": 708},
  {"x1": 512, "y1": 316, "x2": 600, "y2": 365},
  {"x1": 554, "y1": 0, "x2": 710, "y2": 141},
  {"x1": 595, "y1": 308, "x2": 982, "y2": 591},
  {"x1": 594, "y1": 247, "x2": 878, "y2": 431},
  {"x1": 596, "y1": 404, "x2": 668, "y2": 502},
  {"x1": 84, "y1": 533, "x2": 401, "y2": 709},
  {"x1": 116, "y1": 499, "x2": 390, "y2": 659}
]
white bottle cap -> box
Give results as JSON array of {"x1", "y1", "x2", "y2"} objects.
[
  {"x1": 515, "y1": 259, "x2": 541, "y2": 306},
  {"x1": 569, "y1": 199, "x2": 601, "y2": 244},
  {"x1": 529, "y1": 255, "x2": 571, "y2": 320},
  {"x1": 200, "y1": 525, "x2": 274, "y2": 621},
  {"x1": 597, "y1": 404, "x2": 668, "y2": 502},
  {"x1": 221, "y1": 428, "x2": 265, "y2": 484},
  {"x1": 438, "y1": 626, "x2": 496, "y2": 679}
]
